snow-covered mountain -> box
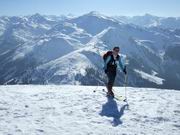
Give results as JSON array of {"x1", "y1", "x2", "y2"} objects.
[
  {"x1": 115, "y1": 14, "x2": 180, "y2": 29},
  {"x1": 0, "y1": 12, "x2": 180, "y2": 89},
  {"x1": 0, "y1": 85, "x2": 179, "y2": 135}
]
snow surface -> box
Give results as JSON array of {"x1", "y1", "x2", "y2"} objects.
[
  {"x1": 0, "y1": 85, "x2": 179, "y2": 135},
  {"x1": 134, "y1": 69, "x2": 164, "y2": 85}
]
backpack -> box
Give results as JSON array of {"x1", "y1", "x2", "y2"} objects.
[{"x1": 103, "y1": 51, "x2": 113, "y2": 62}]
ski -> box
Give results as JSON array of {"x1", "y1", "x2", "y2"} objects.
[
  {"x1": 102, "y1": 89, "x2": 127, "y2": 102},
  {"x1": 114, "y1": 95, "x2": 127, "y2": 102}
]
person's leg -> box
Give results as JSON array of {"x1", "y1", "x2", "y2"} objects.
[{"x1": 107, "y1": 72, "x2": 116, "y2": 97}]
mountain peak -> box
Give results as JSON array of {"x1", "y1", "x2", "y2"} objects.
[
  {"x1": 144, "y1": 13, "x2": 154, "y2": 17},
  {"x1": 28, "y1": 13, "x2": 47, "y2": 23},
  {"x1": 85, "y1": 11, "x2": 104, "y2": 17},
  {"x1": 30, "y1": 13, "x2": 43, "y2": 18}
]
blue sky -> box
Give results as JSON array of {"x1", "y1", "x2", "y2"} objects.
[{"x1": 0, "y1": 0, "x2": 180, "y2": 17}]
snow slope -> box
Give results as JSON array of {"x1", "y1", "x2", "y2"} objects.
[
  {"x1": 134, "y1": 69, "x2": 164, "y2": 85},
  {"x1": 36, "y1": 46, "x2": 102, "y2": 84},
  {"x1": 0, "y1": 85, "x2": 180, "y2": 135}
]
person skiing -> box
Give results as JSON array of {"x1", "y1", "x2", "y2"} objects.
[{"x1": 103, "y1": 46, "x2": 127, "y2": 97}]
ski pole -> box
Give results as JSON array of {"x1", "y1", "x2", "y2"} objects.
[
  {"x1": 124, "y1": 56, "x2": 129, "y2": 102},
  {"x1": 124, "y1": 74, "x2": 128, "y2": 101}
]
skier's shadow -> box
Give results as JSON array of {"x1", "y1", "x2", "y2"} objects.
[{"x1": 99, "y1": 97, "x2": 128, "y2": 127}]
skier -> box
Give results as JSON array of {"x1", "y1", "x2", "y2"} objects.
[{"x1": 103, "y1": 46, "x2": 127, "y2": 97}]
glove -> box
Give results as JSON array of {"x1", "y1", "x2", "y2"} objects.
[{"x1": 123, "y1": 66, "x2": 127, "y2": 75}]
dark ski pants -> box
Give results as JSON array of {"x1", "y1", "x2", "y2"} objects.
[{"x1": 107, "y1": 71, "x2": 116, "y2": 86}]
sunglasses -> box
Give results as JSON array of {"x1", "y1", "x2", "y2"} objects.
[{"x1": 114, "y1": 49, "x2": 119, "y2": 52}]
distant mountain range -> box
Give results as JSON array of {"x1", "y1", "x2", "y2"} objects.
[
  {"x1": 115, "y1": 13, "x2": 180, "y2": 29},
  {"x1": 0, "y1": 11, "x2": 180, "y2": 89}
]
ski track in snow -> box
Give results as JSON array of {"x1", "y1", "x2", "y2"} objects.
[{"x1": 0, "y1": 85, "x2": 180, "y2": 135}]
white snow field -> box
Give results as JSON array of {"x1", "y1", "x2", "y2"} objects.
[{"x1": 0, "y1": 85, "x2": 180, "y2": 135}]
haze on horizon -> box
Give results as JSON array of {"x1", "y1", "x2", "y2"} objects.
[{"x1": 0, "y1": 0, "x2": 180, "y2": 17}]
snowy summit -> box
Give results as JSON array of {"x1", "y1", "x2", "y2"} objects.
[{"x1": 0, "y1": 85, "x2": 180, "y2": 135}]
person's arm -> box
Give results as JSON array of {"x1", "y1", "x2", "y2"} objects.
[
  {"x1": 118, "y1": 57, "x2": 124, "y2": 71},
  {"x1": 103, "y1": 56, "x2": 111, "y2": 70},
  {"x1": 119, "y1": 57, "x2": 127, "y2": 74}
]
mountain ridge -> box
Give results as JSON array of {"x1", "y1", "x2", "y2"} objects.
[{"x1": 0, "y1": 12, "x2": 180, "y2": 89}]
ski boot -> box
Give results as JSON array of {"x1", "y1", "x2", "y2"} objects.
[{"x1": 107, "y1": 84, "x2": 114, "y2": 98}]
